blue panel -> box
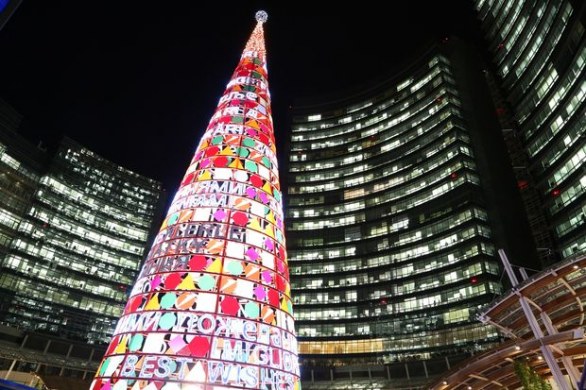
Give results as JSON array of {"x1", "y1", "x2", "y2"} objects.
[{"x1": 0, "y1": 378, "x2": 37, "y2": 390}]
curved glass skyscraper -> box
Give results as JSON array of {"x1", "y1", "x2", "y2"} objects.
[
  {"x1": 475, "y1": 0, "x2": 586, "y2": 262},
  {"x1": 285, "y1": 46, "x2": 516, "y2": 382}
]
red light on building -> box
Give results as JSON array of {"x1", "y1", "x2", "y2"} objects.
[
  {"x1": 551, "y1": 188, "x2": 561, "y2": 197},
  {"x1": 470, "y1": 276, "x2": 478, "y2": 284},
  {"x1": 450, "y1": 172, "x2": 458, "y2": 180},
  {"x1": 517, "y1": 180, "x2": 529, "y2": 190}
]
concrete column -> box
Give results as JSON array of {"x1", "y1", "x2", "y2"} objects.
[
  {"x1": 4, "y1": 334, "x2": 29, "y2": 380},
  {"x1": 20, "y1": 334, "x2": 29, "y2": 348},
  {"x1": 4, "y1": 360, "x2": 17, "y2": 380},
  {"x1": 59, "y1": 344, "x2": 74, "y2": 376},
  {"x1": 36, "y1": 339, "x2": 52, "y2": 372},
  {"x1": 82, "y1": 348, "x2": 95, "y2": 380}
]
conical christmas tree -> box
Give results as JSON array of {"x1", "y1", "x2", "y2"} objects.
[{"x1": 91, "y1": 11, "x2": 301, "y2": 390}]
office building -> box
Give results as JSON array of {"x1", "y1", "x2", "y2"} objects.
[
  {"x1": 284, "y1": 37, "x2": 538, "y2": 384},
  {"x1": 0, "y1": 136, "x2": 164, "y2": 344},
  {"x1": 0, "y1": 98, "x2": 166, "y2": 353},
  {"x1": 0, "y1": 99, "x2": 45, "y2": 263},
  {"x1": 0, "y1": 100, "x2": 166, "y2": 383},
  {"x1": 283, "y1": 1, "x2": 586, "y2": 387},
  {"x1": 416, "y1": 2, "x2": 586, "y2": 388},
  {"x1": 474, "y1": 0, "x2": 586, "y2": 262}
]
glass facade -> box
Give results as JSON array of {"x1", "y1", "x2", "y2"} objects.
[
  {"x1": 475, "y1": 0, "x2": 586, "y2": 260},
  {"x1": 286, "y1": 54, "x2": 504, "y2": 375},
  {"x1": 0, "y1": 100, "x2": 43, "y2": 261},
  {"x1": 0, "y1": 136, "x2": 164, "y2": 344}
]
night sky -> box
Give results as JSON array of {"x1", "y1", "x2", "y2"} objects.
[{"x1": 0, "y1": 1, "x2": 480, "y2": 194}]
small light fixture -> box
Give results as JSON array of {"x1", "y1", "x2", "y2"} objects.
[
  {"x1": 573, "y1": 265, "x2": 579, "y2": 270},
  {"x1": 442, "y1": 381, "x2": 448, "y2": 385},
  {"x1": 467, "y1": 386, "x2": 472, "y2": 390},
  {"x1": 537, "y1": 355, "x2": 543, "y2": 360},
  {"x1": 515, "y1": 345, "x2": 521, "y2": 351}
]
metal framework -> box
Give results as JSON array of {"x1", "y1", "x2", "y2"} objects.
[{"x1": 430, "y1": 252, "x2": 586, "y2": 389}]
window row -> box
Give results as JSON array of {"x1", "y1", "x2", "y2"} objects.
[
  {"x1": 0, "y1": 273, "x2": 124, "y2": 318},
  {"x1": 507, "y1": 3, "x2": 572, "y2": 97},
  {"x1": 290, "y1": 207, "x2": 487, "y2": 260},
  {"x1": 35, "y1": 191, "x2": 149, "y2": 241},
  {"x1": 1, "y1": 254, "x2": 129, "y2": 304},
  {"x1": 290, "y1": 92, "x2": 457, "y2": 159},
  {"x1": 291, "y1": 116, "x2": 465, "y2": 182},
  {"x1": 547, "y1": 144, "x2": 586, "y2": 192},
  {"x1": 499, "y1": 1, "x2": 559, "y2": 83},
  {"x1": 29, "y1": 207, "x2": 145, "y2": 255},
  {"x1": 0, "y1": 152, "x2": 40, "y2": 181},
  {"x1": 486, "y1": 0, "x2": 524, "y2": 52},
  {"x1": 289, "y1": 173, "x2": 477, "y2": 231},
  {"x1": 555, "y1": 202, "x2": 585, "y2": 238},
  {"x1": 528, "y1": 81, "x2": 586, "y2": 158},
  {"x1": 13, "y1": 224, "x2": 142, "y2": 272},
  {"x1": 40, "y1": 177, "x2": 154, "y2": 228},
  {"x1": 537, "y1": 102, "x2": 586, "y2": 175},
  {"x1": 519, "y1": 45, "x2": 585, "y2": 132},
  {"x1": 291, "y1": 157, "x2": 471, "y2": 206},
  {"x1": 298, "y1": 310, "x2": 496, "y2": 353},
  {"x1": 512, "y1": 2, "x2": 563, "y2": 83},
  {"x1": 294, "y1": 281, "x2": 500, "y2": 323},
  {"x1": 550, "y1": 174, "x2": 586, "y2": 215},
  {"x1": 65, "y1": 148, "x2": 161, "y2": 189},
  {"x1": 295, "y1": 82, "x2": 451, "y2": 146},
  {"x1": 291, "y1": 127, "x2": 466, "y2": 187},
  {"x1": 293, "y1": 261, "x2": 499, "y2": 307},
  {"x1": 291, "y1": 242, "x2": 495, "y2": 279},
  {"x1": 291, "y1": 228, "x2": 492, "y2": 285},
  {"x1": 292, "y1": 58, "x2": 451, "y2": 136}
]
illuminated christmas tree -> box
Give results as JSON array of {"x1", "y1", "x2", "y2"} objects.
[{"x1": 91, "y1": 11, "x2": 301, "y2": 390}]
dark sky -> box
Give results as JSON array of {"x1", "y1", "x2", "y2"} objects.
[{"x1": 0, "y1": 1, "x2": 479, "y2": 193}]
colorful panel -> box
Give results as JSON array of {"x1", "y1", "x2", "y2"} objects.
[{"x1": 91, "y1": 12, "x2": 301, "y2": 390}]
